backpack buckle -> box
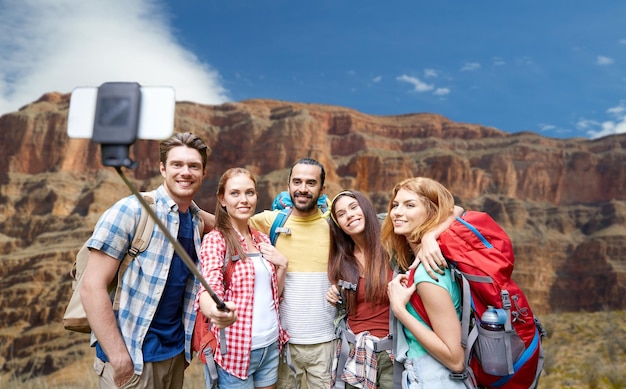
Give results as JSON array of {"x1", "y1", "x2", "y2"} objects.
[
  {"x1": 501, "y1": 290, "x2": 511, "y2": 310},
  {"x1": 449, "y1": 371, "x2": 469, "y2": 380},
  {"x1": 275, "y1": 227, "x2": 291, "y2": 235},
  {"x1": 338, "y1": 279, "x2": 357, "y2": 291}
]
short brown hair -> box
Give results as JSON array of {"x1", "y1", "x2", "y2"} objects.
[{"x1": 159, "y1": 132, "x2": 210, "y2": 170}]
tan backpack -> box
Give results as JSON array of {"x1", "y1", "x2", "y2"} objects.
[{"x1": 63, "y1": 192, "x2": 155, "y2": 333}]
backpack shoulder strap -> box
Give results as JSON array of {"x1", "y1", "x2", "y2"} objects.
[
  {"x1": 409, "y1": 265, "x2": 477, "y2": 383},
  {"x1": 219, "y1": 241, "x2": 240, "y2": 356},
  {"x1": 390, "y1": 263, "x2": 407, "y2": 388},
  {"x1": 318, "y1": 194, "x2": 330, "y2": 215},
  {"x1": 112, "y1": 192, "x2": 156, "y2": 311},
  {"x1": 269, "y1": 208, "x2": 292, "y2": 246},
  {"x1": 195, "y1": 232, "x2": 237, "y2": 362},
  {"x1": 191, "y1": 200, "x2": 205, "y2": 239},
  {"x1": 224, "y1": 227, "x2": 265, "y2": 287},
  {"x1": 407, "y1": 267, "x2": 433, "y2": 328},
  {"x1": 408, "y1": 263, "x2": 469, "y2": 332},
  {"x1": 222, "y1": 245, "x2": 238, "y2": 290},
  {"x1": 250, "y1": 227, "x2": 265, "y2": 243},
  {"x1": 127, "y1": 192, "x2": 156, "y2": 255}
]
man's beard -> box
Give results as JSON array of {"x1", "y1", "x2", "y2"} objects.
[{"x1": 291, "y1": 192, "x2": 318, "y2": 213}]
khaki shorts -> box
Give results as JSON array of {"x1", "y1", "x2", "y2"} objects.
[
  {"x1": 94, "y1": 353, "x2": 185, "y2": 389},
  {"x1": 276, "y1": 340, "x2": 336, "y2": 389}
]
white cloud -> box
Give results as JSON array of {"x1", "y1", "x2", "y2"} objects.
[
  {"x1": 460, "y1": 62, "x2": 481, "y2": 71},
  {"x1": 596, "y1": 56, "x2": 614, "y2": 65},
  {"x1": 539, "y1": 124, "x2": 556, "y2": 132},
  {"x1": 607, "y1": 105, "x2": 625, "y2": 115},
  {"x1": 423, "y1": 69, "x2": 438, "y2": 78},
  {"x1": 371, "y1": 76, "x2": 382, "y2": 83},
  {"x1": 576, "y1": 119, "x2": 596, "y2": 130},
  {"x1": 492, "y1": 57, "x2": 506, "y2": 66},
  {"x1": 433, "y1": 88, "x2": 450, "y2": 96},
  {"x1": 619, "y1": 39, "x2": 626, "y2": 45},
  {"x1": 515, "y1": 56, "x2": 535, "y2": 67},
  {"x1": 584, "y1": 101, "x2": 626, "y2": 139},
  {"x1": 0, "y1": 0, "x2": 229, "y2": 115},
  {"x1": 588, "y1": 119, "x2": 626, "y2": 138},
  {"x1": 396, "y1": 75, "x2": 434, "y2": 93}
]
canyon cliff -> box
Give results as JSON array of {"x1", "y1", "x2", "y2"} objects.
[{"x1": 1, "y1": 92, "x2": 624, "y2": 380}]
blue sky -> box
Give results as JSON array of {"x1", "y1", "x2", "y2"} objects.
[{"x1": 1, "y1": 0, "x2": 625, "y2": 139}]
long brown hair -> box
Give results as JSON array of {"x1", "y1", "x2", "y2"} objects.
[
  {"x1": 214, "y1": 167, "x2": 257, "y2": 257},
  {"x1": 381, "y1": 177, "x2": 454, "y2": 271},
  {"x1": 327, "y1": 190, "x2": 389, "y2": 313}
]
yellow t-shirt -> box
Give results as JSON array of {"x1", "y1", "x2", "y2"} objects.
[{"x1": 250, "y1": 209, "x2": 336, "y2": 344}]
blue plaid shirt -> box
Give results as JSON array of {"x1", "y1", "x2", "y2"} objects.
[{"x1": 87, "y1": 185, "x2": 202, "y2": 374}]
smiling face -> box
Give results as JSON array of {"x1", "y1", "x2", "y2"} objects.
[
  {"x1": 389, "y1": 188, "x2": 430, "y2": 238},
  {"x1": 160, "y1": 145, "x2": 206, "y2": 210},
  {"x1": 288, "y1": 163, "x2": 325, "y2": 216},
  {"x1": 332, "y1": 194, "x2": 365, "y2": 237},
  {"x1": 219, "y1": 173, "x2": 257, "y2": 225}
]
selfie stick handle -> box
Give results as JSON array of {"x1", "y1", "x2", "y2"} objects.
[{"x1": 115, "y1": 167, "x2": 229, "y2": 312}]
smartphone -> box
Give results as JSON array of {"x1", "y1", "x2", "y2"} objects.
[{"x1": 67, "y1": 85, "x2": 175, "y2": 141}]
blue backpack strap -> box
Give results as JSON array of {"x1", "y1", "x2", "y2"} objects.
[
  {"x1": 270, "y1": 208, "x2": 292, "y2": 246},
  {"x1": 317, "y1": 194, "x2": 330, "y2": 214}
]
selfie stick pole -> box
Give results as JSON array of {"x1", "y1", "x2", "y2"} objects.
[{"x1": 114, "y1": 166, "x2": 228, "y2": 312}]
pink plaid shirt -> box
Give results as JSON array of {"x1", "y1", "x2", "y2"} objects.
[{"x1": 198, "y1": 227, "x2": 289, "y2": 379}]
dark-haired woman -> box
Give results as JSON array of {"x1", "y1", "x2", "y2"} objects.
[{"x1": 325, "y1": 190, "x2": 394, "y2": 388}]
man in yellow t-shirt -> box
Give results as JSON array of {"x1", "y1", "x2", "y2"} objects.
[{"x1": 249, "y1": 157, "x2": 336, "y2": 389}]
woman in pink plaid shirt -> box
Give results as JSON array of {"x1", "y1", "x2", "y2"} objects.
[{"x1": 198, "y1": 167, "x2": 289, "y2": 389}]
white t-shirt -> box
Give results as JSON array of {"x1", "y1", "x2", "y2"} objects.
[{"x1": 250, "y1": 253, "x2": 279, "y2": 349}]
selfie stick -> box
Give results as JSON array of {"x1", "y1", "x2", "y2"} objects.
[
  {"x1": 87, "y1": 81, "x2": 226, "y2": 311},
  {"x1": 114, "y1": 166, "x2": 228, "y2": 312}
]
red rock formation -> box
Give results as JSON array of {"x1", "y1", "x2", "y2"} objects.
[{"x1": 0, "y1": 93, "x2": 625, "y2": 380}]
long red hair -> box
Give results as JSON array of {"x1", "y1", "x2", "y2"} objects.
[{"x1": 381, "y1": 177, "x2": 454, "y2": 271}]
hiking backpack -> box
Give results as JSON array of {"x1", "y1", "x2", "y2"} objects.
[
  {"x1": 63, "y1": 192, "x2": 156, "y2": 333},
  {"x1": 331, "y1": 215, "x2": 397, "y2": 389},
  {"x1": 192, "y1": 229, "x2": 266, "y2": 388},
  {"x1": 266, "y1": 190, "x2": 331, "y2": 389},
  {"x1": 407, "y1": 211, "x2": 546, "y2": 389},
  {"x1": 269, "y1": 191, "x2": 330, "y2": 245},
  {"x1": 331, "y1": 279, "x2": 395, "y2": 389},
  {"x1": 271, "y1": 190, "x2": 330, "y2": 213}
]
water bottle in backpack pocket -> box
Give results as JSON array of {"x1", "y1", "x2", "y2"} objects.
[
  {"x1": 475, "y1": 306, "x2": 525, "y2": 376},
  {"x1": 408, "y1": 212, "x2": 547, "y2": 388}
]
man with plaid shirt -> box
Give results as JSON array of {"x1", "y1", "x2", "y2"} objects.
[{"x1": 80, "y1": 133, "x2": 214, "y2": 389}]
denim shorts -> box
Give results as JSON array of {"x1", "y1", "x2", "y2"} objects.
[
  {"x1": 212, "y1": 341, "x2": 279, "y2": 389},
  {"x1": 403, "y1": 354, "x2": 466, "y2": 389}
]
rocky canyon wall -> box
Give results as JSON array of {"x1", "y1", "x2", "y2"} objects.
[{"x1": 1, "y1": 92, "x2": 624, "y2": 380}]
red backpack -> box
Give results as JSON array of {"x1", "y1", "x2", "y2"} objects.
[
  {"x1": 408, "y1": 211, "x2": 546, "y2": 389},
  {"x1": 192, "y1": 257, "x2": 236, "y2": 364},
  {"x1": 192, "y1": 228, "x2": 266, "y2": 363}
]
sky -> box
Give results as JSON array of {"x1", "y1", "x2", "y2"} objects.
[{"x1": 1, "y1": 0, "x2": 625, "y2": 139}]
